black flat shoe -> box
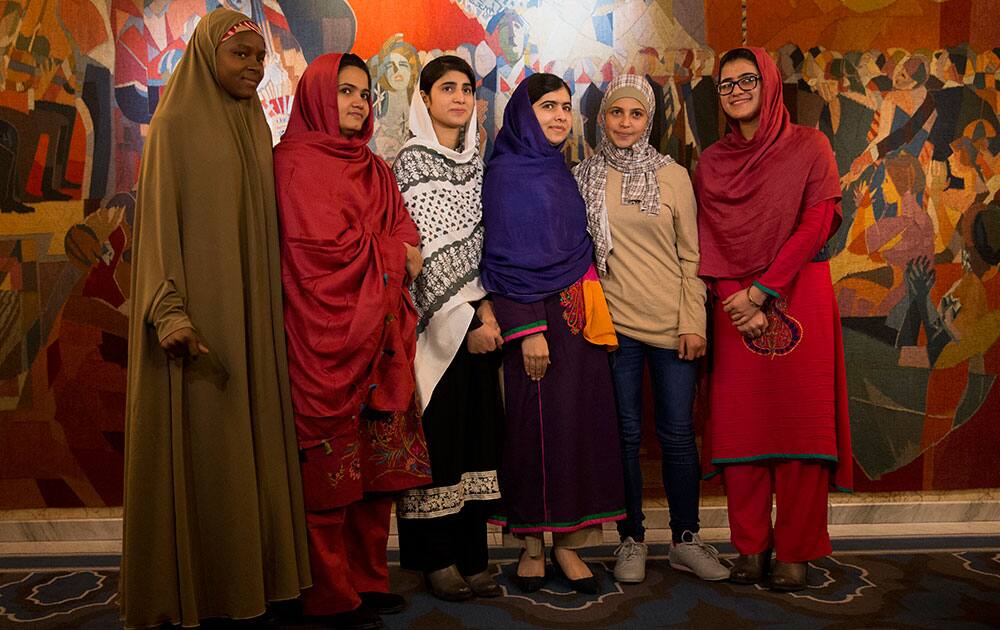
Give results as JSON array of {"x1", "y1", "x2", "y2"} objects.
[
  {"x1": 769, "y1": 561, "x2": 808, "y2": 592},
  {"x1": 513, "y1": 548, "x2": 546, "y2": 593},
  {"x1": 358, "y1": 592, "x2": 405, "y2": 615},
  {"x1": 730, "y1": 550, "x2": 772, "y2": 585},
  {"x1": 425, "y1": 565, "x2": 474, "y2": 601},
  {"x1": 325, "y1": 604, "x2": 383, "y2": 630},
  {"x1": 550, "y1": 548, "x2": 599, "y2": 594},
  {"x1": 463, "y1": 568, "x2": 503, "y2": 598}
]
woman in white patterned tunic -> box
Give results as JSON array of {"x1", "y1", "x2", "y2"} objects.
[{"x1": 392, "y1": 55, "x2": 505, "y2": 602}]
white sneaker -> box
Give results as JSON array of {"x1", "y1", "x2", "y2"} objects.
[
  {"x1": 613, "y1": 536, "x2": 648, "y2": 583},
  {"x1": 669, "y1": 530, "x2": 730, "y2": 581}
]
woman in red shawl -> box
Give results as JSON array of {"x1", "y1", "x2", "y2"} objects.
[
  {"x1": 694, "y1": 48, "x2": 853, "y2": 592},
  {"x1": 274, "y1": 53, "x2": 431, "y2": 629}
]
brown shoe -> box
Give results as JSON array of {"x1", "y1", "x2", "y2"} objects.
[
  {"x1": 463, "y1": 569, "x2": 502, "y2": 598},
  {"x1": 769, "y1": 561, "x2": 808, "y2": 592},
  {"x1": 426, "y1": 565, "x2": 474, "y2": 602},
  {"x1": 729, "y1": 550, "x2": 771, "y2": 585}
]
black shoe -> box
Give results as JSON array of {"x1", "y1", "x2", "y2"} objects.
[
  {"x1": 358, "y1": 591, "x2": 405, "y2": 615},
  {"x1": 426, "y1": 565, "x2": 474, "y2": 601},
  {"x1": 463, "y1": 568, "x2": 502, "y2": 598},
  {"x1": 730, "y1": 550, "x2": 772, "y2": 585},
  {"x1": 768, "y1": 561, "x2": 808, "y2": 592},
  {"x1": 327, "y1": 604, "x2": 383, "y2": 630},
  {"x1": 550, "y1": 548, "x2": 599, "y2": 594},
  {"x1": 512, "y1": 548, "x2": 546, "y2": 593},
  {"x1": 268, "y1": 598, "x2": 303, "y2": 624}
]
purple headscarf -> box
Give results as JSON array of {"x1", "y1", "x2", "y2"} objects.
[{"x1": 480, "y1": 80, "x2": 593, "y2": 303}]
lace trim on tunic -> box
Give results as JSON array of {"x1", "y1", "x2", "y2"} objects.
[{"x1": 396, "y1": 470, "x2": 501, "y2": 519}]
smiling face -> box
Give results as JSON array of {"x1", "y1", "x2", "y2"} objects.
[
  {"x1": 423, "y1": 69, "x2": 474, "y2": 129},
  {"x1": 338, "y1": 65, "x2": 371, "y2": 137},
  {"x1": 214, "y1": 30, "x2": 267, "y2": 100},
  {"x1": 603, "y1": 96, "x2": 648, "y2": 149},
  {"x1": 532, "y1": 86, "x2": 572, "y2": 145},
  {"x1": 718, "y1": 58, "x2": 762, "y2": 124}
]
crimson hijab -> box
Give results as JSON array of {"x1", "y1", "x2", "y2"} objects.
[
  {"x1": 694, "y1": 47, "x2": 842, "y2": 280},
  {"x1": 275, "y1": 53, "x2": 419, "y2": 425}
]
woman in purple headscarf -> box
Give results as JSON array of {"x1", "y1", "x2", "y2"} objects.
[{"x1": 481, "y1": 73, "x2": 625, "y2": 595}]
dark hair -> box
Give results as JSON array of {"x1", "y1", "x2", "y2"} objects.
[
  {"x1": 718, "y1": 47, "x2": 759, "y2": 79},
  {"x1": 419, "y1": 55, "x2": 475, "y2": 95},
  {"x1": 339, "y1": 53, "x2": 371, "y2": 86},
  {"x1": 525, "y1": 72, "x2": 570, "y2": 104}
]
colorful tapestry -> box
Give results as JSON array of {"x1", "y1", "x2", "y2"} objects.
[{"x1": 0, "y1": 0, "x2": 998, "y2": 508}]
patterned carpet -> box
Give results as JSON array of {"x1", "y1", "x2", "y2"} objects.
[{"x1": 3, "y1": 538, "x2": 999, "y2": 629}]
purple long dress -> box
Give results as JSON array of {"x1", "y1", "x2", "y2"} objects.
[
  {"x1": 491, "y1": 287, "x2": 625, "y2": 534},
  {"x1": 480, "y1": 79, "x2": 625, "y2": 535}
]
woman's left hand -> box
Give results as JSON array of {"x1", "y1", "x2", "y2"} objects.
[
  {"x1": 737, "y1": 309, "x2": 769, "y2": 338},
  {"x1": 677, "y1": 334, "x2": 707, "y2": 361},
  {"x1": 723, "y1": 286, "x2": 762, "y2": 326}
]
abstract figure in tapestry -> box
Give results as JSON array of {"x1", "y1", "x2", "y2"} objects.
[
  {"x1": 368, "y1": 35, "x2": 419, "y2": 159},
  {"x1": 0, "y1": 0, "x2": 81, "y2": 213},
  {"x1": 478, "y1": 9, "x2": 531, "y2": 156}
]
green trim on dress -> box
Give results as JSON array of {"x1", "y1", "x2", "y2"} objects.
[
  {"x1": 502, "y1": 319, "x2": 547, "y2": 337},
  {"x1": 753, "y1": 280, "x2": 780, "y2": 299},
  {"x1": 489, "y1": 508, "x2": 626, "y2": 530}
]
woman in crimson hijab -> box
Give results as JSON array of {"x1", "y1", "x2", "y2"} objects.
[
  {"x1": 274, "y1": 53, "x2": 431, "y2": 629},
  {"x1": 694, "y1": 48, "x2": 853, "y2": 592}
]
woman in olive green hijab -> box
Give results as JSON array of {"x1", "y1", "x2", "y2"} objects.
[{"x1": 121, "y1": 8, "x2": 310, "y2": 627}]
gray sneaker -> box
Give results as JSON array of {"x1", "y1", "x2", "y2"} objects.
[
  {"x1": 613, "y1": 536, "x2": 648, "y2": 583},
  {"x1": 668, "y1": 531, "x2": 731, "y2": 581}
]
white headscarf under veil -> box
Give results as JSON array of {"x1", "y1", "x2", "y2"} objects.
[{"x1": 392, "y1": 88, "x2": 486, "y2": 410}]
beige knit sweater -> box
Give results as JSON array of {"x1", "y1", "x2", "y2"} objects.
[{"x1": 600, "y1": 163, "x2": 707, "y2": 349}]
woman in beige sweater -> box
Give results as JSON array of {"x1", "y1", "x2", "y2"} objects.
[{"x1": 574, "y1": 74, "x2": 728, "y2": 585}]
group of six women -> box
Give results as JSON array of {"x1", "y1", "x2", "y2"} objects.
[{"x1": 122, "y1": 8, "x2": 852, "y2": 629}]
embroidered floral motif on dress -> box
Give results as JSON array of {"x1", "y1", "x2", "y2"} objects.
[
  {"x1": 560, "y1": 280, "x2": 585, "y2": 335},
  {"x1": 743, "y1": 297, "x2": 803, "y2": 357},
  {"x1": 363, "y1": 404, "x2": 432, "y2": 489}
]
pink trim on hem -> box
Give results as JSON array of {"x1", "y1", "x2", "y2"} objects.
[
  {"x1": 504, "y1": 325, "x2": 547, "y2": 342},
  {"x1": 487, "y1": 512, "x2": 626, "y2": 534}
]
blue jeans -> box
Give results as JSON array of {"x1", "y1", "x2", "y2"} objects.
[{"x1": 609, "y1": 334, "x2": 701, "y2": 542}]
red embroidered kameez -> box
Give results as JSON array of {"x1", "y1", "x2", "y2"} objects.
[{"x1": 274, "y1": 53, "x2": 430, "y2": 615}]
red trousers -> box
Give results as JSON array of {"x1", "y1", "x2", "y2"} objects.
[
  {"x1": 302, "y1": 496, "x2": 393, "y2": 616},
  {"x1": 723, "y1": 460, "x2": 832, "y2": 563}
]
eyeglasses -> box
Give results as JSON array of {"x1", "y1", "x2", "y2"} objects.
[{"x1": 716, "y1": 74, "x2": 760, "y2": 96}]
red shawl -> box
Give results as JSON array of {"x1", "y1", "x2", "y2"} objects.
[
  {"x1": 275, "y1": 53, "x2": 419, "y2": 428},
  {"x1": 694, "y1": 47, "x2": 842, "y2": 280}
]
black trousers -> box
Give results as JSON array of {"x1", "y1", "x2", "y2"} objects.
[{"x1": 397, "y1": 500, "x2": 492, "y2": 575}]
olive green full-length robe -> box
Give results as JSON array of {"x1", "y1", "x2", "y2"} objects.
[{"x1": 121, "y1": 9, "x2": 310, "y2": 628}]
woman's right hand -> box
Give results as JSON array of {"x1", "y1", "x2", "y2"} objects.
[
  {"x1": 521, "y1": 333, "x2": 550, "y2": 381},
  {"x1": 404, "y1": 243, "x2": 423, "y2": 281},
  {"x1": 467, "y1": 321, "x2": 503, "y2": 354},
  {"x1": 736, "y1": 310, "x2": 769, "y2": 339},
  {"x1": 160, "y1": 327, "x2": 209, "y2": 360}
]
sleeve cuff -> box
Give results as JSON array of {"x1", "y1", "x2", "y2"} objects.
[
  {"x1": 156, "y1": 316, "x2": 194, "y2": 344},
  {"x1": 753, "y1": 280, "x2": 780, "y2": 299},
  {"x1": 502, "y1": 320, "x2": 547, "y2": 342}
]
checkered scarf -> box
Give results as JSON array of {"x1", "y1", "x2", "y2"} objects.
[{"x1": 573, "y1": 74, "x2": 674, "y2": 275}]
